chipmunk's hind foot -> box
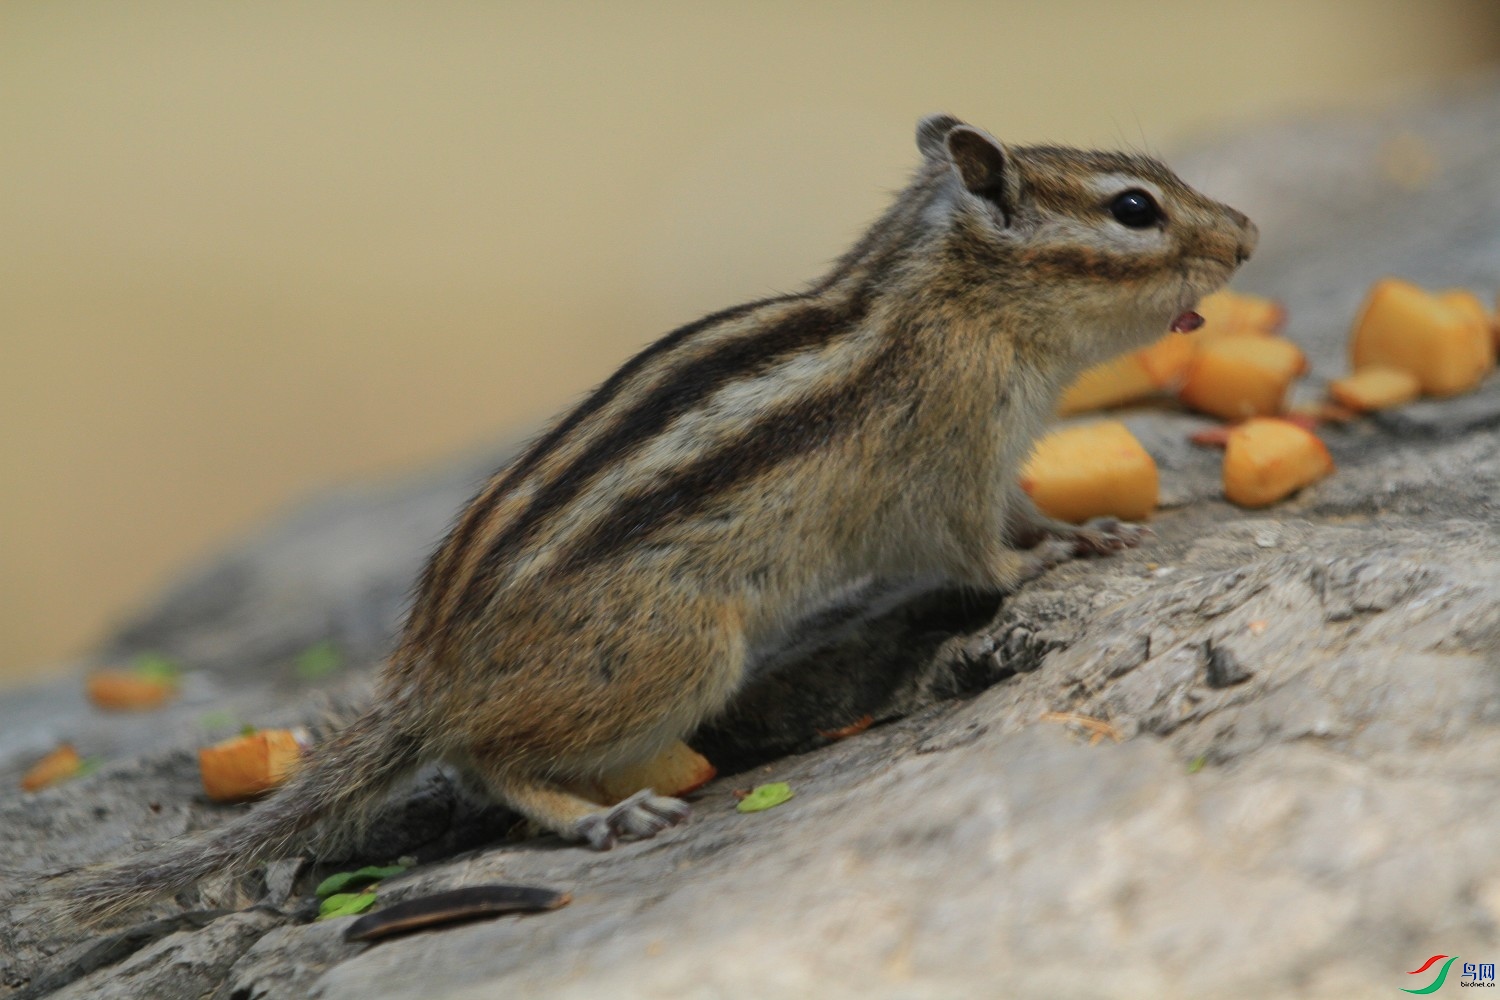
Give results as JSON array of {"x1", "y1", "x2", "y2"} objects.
[
  {"x1": 574, "y1": 789, "x2": 691, "y2": 851},
  {"x1": 1064, "y1": 517, "x2": 1153, "y2": 556},
  {"x1": 470, "y1": 768, "x2": 691, "y2": 851}
]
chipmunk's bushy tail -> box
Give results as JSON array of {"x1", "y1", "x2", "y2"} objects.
[{"x1": 51, "y1": 706, "x2": 422, "y2": 924}]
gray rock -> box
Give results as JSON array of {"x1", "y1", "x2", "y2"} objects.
[
  {"x1": 39, "y1": 911, "x2": 280, "y2": 1000},
  {"x1": 4, "y1": 76, "x2": 1500, "y2": 999}
]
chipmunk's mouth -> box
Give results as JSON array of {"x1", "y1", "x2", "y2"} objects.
[
  {"x1": 1173, "y1": 254, "x2": 1237, "y2": 325},
  {"x1": 1170, "y1": 311, "x2": 1204, "y2": 333}
]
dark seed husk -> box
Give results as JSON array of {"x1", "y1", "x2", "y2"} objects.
[{"x1": 343, "y1": 884, "x2": 571, "y2": 942}]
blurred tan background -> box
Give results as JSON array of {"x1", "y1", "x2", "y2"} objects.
[{"x1": 4, "y1": 0, "x2": 1499, "y2": 689}]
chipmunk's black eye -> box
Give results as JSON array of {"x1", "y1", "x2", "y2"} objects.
[{"x1": 1109, "y1": 189, "x2": 1161, "y2": 229}]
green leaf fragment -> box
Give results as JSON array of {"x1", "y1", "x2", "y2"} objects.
[
  {"x1": 736, "y1": 782, "x2": 794, "y2": 813},
  {"x1": 76, "y1": 756, "x2": 104, "y2": 777},
  {"x1": 132, "y1": 653, "x2": 180, "y2": 682},
  {"x1": 317, "y1": 889, "x2": 377, "y2": 920},
  {"x1": 357, "y1": 863, "x2": 406, "y2": 881},
  {"x1": 314, "y1": 864, "x2": 407, "y2": 898},
  {"x1": 294, "y1": 641, "x2": 343, "y2": 681},
  {"x1": 1187, "y1": 755, "x2": 1207, "y2": 774}
]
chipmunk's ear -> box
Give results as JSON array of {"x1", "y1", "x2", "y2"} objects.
[
  {"x1": 915, "y1": 113, "x2": 964, "y2": 159},
  {"x1": 943, "y1": 125, "x2": 1019, "y2": 225}
]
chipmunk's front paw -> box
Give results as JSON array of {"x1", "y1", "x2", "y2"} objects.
[
  {"x1": 1012, "y1": 516, "x2": 1150, "y2": 570},
  {"x1": 573, "y1": 789, "x2": 691, "y2": 850}
]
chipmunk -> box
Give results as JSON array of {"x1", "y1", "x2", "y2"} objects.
[{"x1": 56, "y1": 113, "x2": 1255, "y2": 920}]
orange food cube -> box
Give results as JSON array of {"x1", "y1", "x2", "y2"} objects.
[
  {"x1": 1135, "y1": 331, "x2": 1198, "y2": 388},
  {"x1": 1438, "y1": 288, "x2": 1499, "y2": 378},
  {"x1": 199, "y1": 729, "x2": 303, "y2": 802},
  {"x1": 1178, "y1": 335, "x2": 1307, "y2": 420},
  {"x1": 21, "y1": 744, "x2": 82, "y2": 792},
  {"x1": 1056, "y1": 331, "x2": 1199, "y2": 416},
  {"x1": 1056, "y1": 353, "x2": 1157, "y2": 415},
  {"x1": 566, "y1": 740, "x2": 716, "y2": 805},
  {"x1": 1196, "y1": 289, "x2": 1287, "y2": 334},
  {"x1": 1327, "y1": 366, "x2": 1421, "y2": 412},
  {"x1": 1020, "y1": 421, "x2": 1158, "y2": 523},
  {"x1": 1439, "y1": 288, "x2": 1491, "y2": 332},
  {"x1": 86, "y1": 670, "x2": 178, "y2": 711},
  {"x1": 1222, "y1": 418, "x2": 1334, "y2": 508},
  {"x1": 1350, "y1": 278, "x2": 1495, "y2": 396}
]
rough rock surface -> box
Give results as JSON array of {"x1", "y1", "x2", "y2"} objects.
[{"x1": 4, "y1": 78, "x2": 1500, "y2": 999}]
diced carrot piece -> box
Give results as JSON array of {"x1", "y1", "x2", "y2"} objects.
[
  {"x1": 565, "y1": 741, "x2": 716, "y2": 806},
  {"x1": 1351, "y1": 278, "x2": 1494, "y2": 396},
  {"x1": 1222, "y1": 418, "x2": 1334, "y2": 508},
  {"x1": 1327, "y1": 366, "x2": 1421, "y2": 412},
  {"x1": 1438, "y1": 288, "x2": 1490, "y2": 332},
  {"x1": 1020, "y1": 421, "x2": 1158, "y2": 523},
  {"x1": 21, "y1": 744, "x2": 82, "y2": 792},
  {"x1": 86, "y1": 670, "x2": 178, "y2": 711},
  {"x1": 1135, "y1": 332, "x2": 1198, "y2": 388},
  {"x1": 1178, "y1": 335, "x2": 1307, "y2": 420},
  {"x1": 1057, "y1": 330, "x2": 1211, "y2": 416},
  {"x1": 1057, "y1": 353, "x2": 1158, "y2": 415},
  {"x1": 1196, "y1": 289, "x2": 1287, "y2": 334},
  {"x1": 1436, "y1": 288, "x2": 1500, "y2": 383},
  {"x1": 199, "y1": 730, "x2": 303, "y2": 802}
]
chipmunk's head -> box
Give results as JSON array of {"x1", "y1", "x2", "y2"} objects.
[{"x1": 914, "y1": 114, "x2": 1257, "y2": 367}]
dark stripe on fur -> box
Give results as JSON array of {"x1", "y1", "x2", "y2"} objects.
[
  {"x1": 550, "y1": 333, "x2": 911, "y2": 576},
  {"x1": 447, "y1": 293, "x2": 874, "y2": 625},
  {"x1": 1022, "y1": 245, "x2": 1163, "y2": 282},
  {"x1": 409, "y1": 297, "x2": 780, "y2": 642}
]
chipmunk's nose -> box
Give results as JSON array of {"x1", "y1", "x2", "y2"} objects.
[{"x1": 1230, "y1": 210, "x2": 1258, "y2": 264}]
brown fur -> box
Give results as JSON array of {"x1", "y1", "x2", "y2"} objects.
[{"x1": 52, "y1": 114, "x2": 1256, "y2": 922}]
